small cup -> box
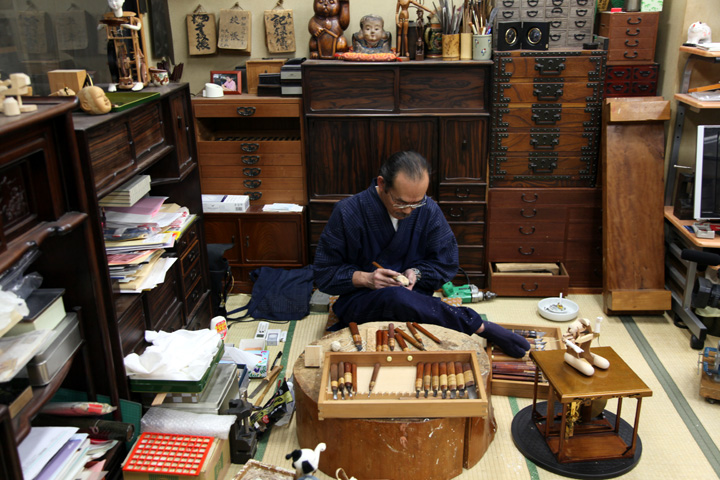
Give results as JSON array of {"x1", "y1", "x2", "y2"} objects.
[
  {"x1": 149, "y1": 68, "x2": 169, "y2": 86},
  {"x1": 460, "y1": 32, "x2": 473, "y2": 60},
  {"x1": 472, "y1": 34, "x2": 492, "y2": 61},
  {"x1": 442, "y1": 33, "x2": 460, "y2": 61}
]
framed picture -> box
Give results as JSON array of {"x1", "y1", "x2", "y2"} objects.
[{"x1": 210, "y1": 70, "x2": 242, "y2": 94}]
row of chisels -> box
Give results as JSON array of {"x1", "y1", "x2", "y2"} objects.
[
  {"x1": 369, "y1": 322, "x2": 443, "y2": 352},
  {"x1": 328, "y1": 360, "x2": 477, "y2": 400}
]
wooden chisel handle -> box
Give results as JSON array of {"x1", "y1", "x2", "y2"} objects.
[
  {"x1": 395, "y1": 331, "x2": 409, "y2": 351},
  {"x1": 455, "y1": 361, "x2": 465, "y2": 391},
  {"x1": 330, "y1": 363, "x2": 339, "y2": 399},
  {"x1": 406, "y1": 322, "x2": 424, "y2": 345},
  {"x1": 412, "y1": 322, "x2": 442, "y2": 344},
  {"x1": 369, "y1": 362, "x2": 381, "y2": 396},
  {"x1": 349, "y1": 322, "x2": 363, "y2": 350},
  {"x1": 395, "y1": 328, "x2": 424, "y2": 350},
  {"x1": 423, "y1": 362, "x2": 432, "y2": 396},
  {"x1": 439, "y1": 362, "x2": 448, "y2": 397},
  {"x1": 344, "y1": 362, "x2": 353, "y2": 392},
  {"x1": 376, "y1": 330, "x2": 383, "y2": 351},
  {"x1": 447, "y1": 361, "x2": 457, "y2": 393},
  {"x1": 431, "y1": 362, "x2": 439, "y2": 396},
  {"x1": 352, "y1": 363, "x2": 357, "y2": 396},
  {"x1": 382, "y1": 330, "x2": 390, "y2": 351},
  {"x1": 463, "y1": 362, "x2": 475, "y2": 387},
  {"x1": 254, "y1": 366, "x2": 282, "y2": 406},
  {"x1": 415, "y1": 363, "x2": 423, "y2": 395},
  {"x1": 388, "y1": 323, "x2": 396, "y2": 351}
]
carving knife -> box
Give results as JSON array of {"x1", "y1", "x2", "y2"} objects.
[
  {"x1": 349, "y1": 322, "x2": 363, "y2": 351},
  {"x1": 388, "y1": 323, "x2": 396, "y2": 351},
  {"x1": 395, "y1": 328, "x2": 425, "y2": 351},
  {"x1": 447, "y1": 361, "x2": 457, "y2": 399},
  {"x1": 423, "y1": 362, "x2": 432, "y2": 398},
  {"x1": 406, "y1": 322, "x2": 425, "y2": 349},
  {"x1": 455, "y1": 361, "x2": 466, "y2": 398},
  {"x1": 253, "y1": 365, "x2": 283, "y2": 406},
  {"x1": 330, "y1": 363, "x2": 339, "y2": 400},
  {"x1": 463, "y1": 362, "x2": 477, "y2": 399},
  {"x1": 395, "y1": 331, "x2": 409, "y2": 351},
  {"x1": 249, "y1": 364, "x2": 283, "y2": 399},
  {"x1": 368, "y1": 362, "x2": 381, "y2": 397},
  {"x1": 439, "y1": 362, "x2": 448, "y2": 399},
  {"x1": 412, "y1": 322, "x2": 442, "y2": 345},
  {"x1": 431, "y1": 362, "x2": 439, "y2": 397},
  {"x1": 415, "y1": 363, "x2": 423, "y2": 398}
]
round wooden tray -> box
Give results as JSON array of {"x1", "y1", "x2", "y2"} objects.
[{"x1": 293, "y1": 321, "x2": 496, "y2": 480}]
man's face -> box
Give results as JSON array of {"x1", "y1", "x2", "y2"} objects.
[
  {"x1": 362, "y1": 19, "x2": 384, "y2": 44},
  {"x1": 377, "y1": 171, "x2": 429, "y2": 220}
]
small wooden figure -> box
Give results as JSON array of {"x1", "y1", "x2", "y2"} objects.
[
  {"x1": 0, "y1": 74, "x2": 38, "y2": 117},
  {"x1": 308, "y1": 0, "x2": 350, "y2": 59},
  {"x1": 562, "y1": 318, "x2": 610, "y2": 376},
  {"x1": 352, "y1": 14, "x2": 392, "y2": 53},
  {"x1": 396, "y1": 0, "x2": 433, "y2": 58},
  {"x1": 101, "y1": 0, "x2": 148, "y2": 90}
]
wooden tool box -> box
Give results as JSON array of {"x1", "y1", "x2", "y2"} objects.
[
  {"x1": 317, "y1": 351, "x2": 489, "y2": 420},
  {"x1": 487, "y1": 323, "x2": 563, "y2": 398}
]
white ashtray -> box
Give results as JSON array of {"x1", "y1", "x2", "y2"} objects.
[{"x1": 537, "y1": 297, "x2": 579, "y2": 322}]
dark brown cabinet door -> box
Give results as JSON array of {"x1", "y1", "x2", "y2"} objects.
[
  {"x1": 439, "y1": 118, "x2": 487, "y2": 183},
  {"x1": 169, "y1": 93, "x2": 194, "y2": 174},
  {"x1": 307, "y1": 118, "x2": 373, "y2": 198},
  {"x1": 239, "y1": 215, "x2": 304, "y2": 264},
  {"x1": 204, "y1": 214, "x2": 241, "y2": 263}
]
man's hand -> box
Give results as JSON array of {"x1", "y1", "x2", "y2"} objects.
[
  {"x1": 403, "y1": 268, "x2": 418, "y2": 290},
  {"x1": 353, "y1": 268, "x2": 409, "y2": 290}
]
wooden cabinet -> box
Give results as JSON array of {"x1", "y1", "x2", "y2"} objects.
[
  {"x1": 605, "y1": 64, "x2": 659, "y2": 97},
  {"x1": 0, "y1": 99, "x2": 119, "y2": 478},
  {"x1": 192, "y1": 96, "x2": 306, "y2": 205},
  {"x1": 205, "y1": 208, "x2": 308, "y2": 293},
  {"x1": 303, "y1": 60, "x2": 492, "y2": 287},
  {"x1": 72, "y1": 84, "x2": 212, "y2": 398},
  {"x1": 598, "y1": 11, "x2": 660, "y2": 65}
]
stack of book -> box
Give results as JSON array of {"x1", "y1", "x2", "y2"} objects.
[
  {"x1": 257, "y1": 72, "x2": 281, "y2": 96},
  {"x1": 280, "y1": 58, "x2": 304, "y2": 96},
  {"x1": 103, "y1": 196, "x2": 195, "y2": 293},
  {"x1": 98, "y1": 175, "x2": 151, "y2": 207}
]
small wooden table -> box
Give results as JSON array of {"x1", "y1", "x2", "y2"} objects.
[{"x1": 530, "y1": 347, "x2": 652, "y2": 463}]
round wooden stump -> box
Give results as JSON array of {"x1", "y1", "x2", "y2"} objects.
[{"x1": 293, "y1": 322, "x2": 496, "y2": 480}]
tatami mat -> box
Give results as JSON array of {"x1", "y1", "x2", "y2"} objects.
[{"x1": 222, "y1": 293, "x2": 720, "y2": 480}]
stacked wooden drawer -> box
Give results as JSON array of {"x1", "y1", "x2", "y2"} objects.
[
  {"x1": 193, "y1": 96, "x2": 306, "y2": 205},
  {"x1": 598, "y1": 11, "x2": 660, "y2": 98},
  {"x1": 495, "y1": 0, "x2": 596, "y2": 49},
  {"x1": 490, "y1": 50, "x2": 605, "y2": 187},
  {"x1": 605, "y1": 64, "x2": 659, "y2": 97},
  {"x1": 488, "y1": 188, "x2": 602, "y2": 294}
]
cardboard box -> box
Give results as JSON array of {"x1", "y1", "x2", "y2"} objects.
[
  {"x1": 487, "y1": 322, "x2": 563, "y2": 398},
  {"x1": 246, "y1": 59, "x2": 285, "y2": 95},
  {"x1": 123, "y1": 437, "x2": 230, "y2": 480},
  {"x1": 202, "y1": 194, "x2": 249, "y2": 213}
]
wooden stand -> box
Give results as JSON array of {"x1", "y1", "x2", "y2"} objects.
[
  {"x1": 601, "y1": 97, "x2": 671, "y2": 314},
  {"x1": 529, "y1": 347, "x2": 652, "y2": 463},
  {"x1": 293, "y1": 322, "x2": 496, "y2": 480}
]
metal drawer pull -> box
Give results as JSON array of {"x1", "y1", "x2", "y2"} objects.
[
  {"x1": 535, "y1": 58, "x2": 565, "y2": 75},
  {"x1": 520, "y1": 208, "x2": 537, "y2": 218},
  {"x1": 550, "y1": 21, "x2": 562, "y2": 28},
  {"x1": 575, "y1": 8, "x2": 588, "y2": 16},
  {"x1": 624, "y1": 51, "x2": 638, "y2": 59},
  {"x1": 575, "y1": 20, "x2": 587, "y2": 28},
  {"x1": 521, "y1": 192, "x2": 538, "y2": 203},
  {"x1": 522, "y1": 282, "x2": 539, "y2": 292},
  {"x1": 527, "y1": 0, "x2": 539, "y2": 6},
  {"x1": 518, "y1": 246, "x2": 535, "y2": 255},
  {"x1": 237, "y1": 106, "x2": 256, "y2": 116},
  {"x1": 519, "y1": 226, "x2": 536, "y2": 235},
  {"x1": 625, "y1": 39, "x2": 639, "y2": 47},
  {"x1": 243, "y1": 179, "x2": 261, "y2": 188},
  {"x1": 241, "y1": 143, "x2": 259, "y2": 152},
  {"x1": 242, "y1": 155, "x2": 260, "y2": 164},
  {"x1": 576, "y1": 0, "x2": 588, "y2": 5},
  {"x1": 527, "y1": 10, "x2": 538, "y2": 17},
  {"x1": 625, "y1": 28, "x2": 640, "y2": 36},
  {"x1": 246, "y1": 192, "x2": 263, "y2": 200},
  {"x1": 626, "y1": 16, "x2": 642, "y2": 25},
  {"x1": 245, "y1": 235, "x2": 250, "y2": 247},
  {"x1": 455, "y1": 187, "x2": 471, "y2": 198},
  {"x1": 449, "y1": 207, "x2": 465, "y2": 218},
  {"x1": 243, "y1": 167, "x2": 261, "y2": 177}
]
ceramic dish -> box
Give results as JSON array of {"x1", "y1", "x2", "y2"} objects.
[{"x1": 537, "y1": 297, "x2": 579, "y2": 322}]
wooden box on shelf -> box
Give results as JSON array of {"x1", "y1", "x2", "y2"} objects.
[
  {"x1": 486, "y1": 322, "x2": 562, "y2": 398},
  {"x1": 489, "y1": 262, "x2": 570, "y2": 297},
  {"x1": 317, "y1": 351, "x2": 488, "y2": 420}
]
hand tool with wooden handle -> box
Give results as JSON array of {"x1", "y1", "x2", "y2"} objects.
[
  {"x1": 249, "y1": 364, "x2": 283, "y2": 398},
  {"x1": 352, "y1": 363, "x2": 357, "y2": 398},
  {"x1": 253, "y1": 365, "x2": 283, "y2": 406},
  {"x1": 415, "y1": 363, "x2": 423, "y2": 398},
  {"x1": 447, "y1": 362, "x2": 457, "y2": 399},
  {"x1": 463, "y1": 362, "x2": 477, "y2": 399},
  {"x1": 395, "y1": 330, "x2": 409, "y2": 351},
  {"x1": 349, "y1": 322, "x2": 363, "y2": 351},
  {"x1": 372, "y1": 261, "x2": 409, "y2": 286},
  {"x1": 455, "y1": 361, "x2": 465, "y2": 398},
  {"x1": 439, "y1": 362, "x2": 448, "y2": 399},
  {"x1": 412, "y1": 322, "x2": 442, "y2": 345},
  {"x1": 381, "y1": 330, "x2": 390, "y2": 351},
  {"x1": 431, "y1": 362, "x2": 439, "y2": 397},
  {"x1": 395, "y1": 328, "x2": 425, "y2": 351},
  {"x1": 344, "y1": 362, "x2": 353, "y2": 398},
  {"x1": 368, "y1": 362, "x2": 381, "y2": 397},
  {"x1": 338, "y1": 361, "x2": 346, "y2": 399},
  {"x1": 423, "y1": 362, "x2": 431, "y2": 398},
  {"x1": 330, "y1": 363, "x2": 339, "y2": 400},
  {"x1": 376, "y1": 330, "x2": 383, "y2": 352},
  {"x1": 388, "y1": 323, "x2": 396, "y2": 351},
  {"x1": 406, "y1": 322, "x2": 425, "y2": 348}
]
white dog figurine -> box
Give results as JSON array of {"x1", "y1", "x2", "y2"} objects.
[
  {"x1": 687, "y1": 21, "x2": 712, "y2": 44},
  {"x1": 286, "y1": 443, "x2": 326, "y2": 479}
]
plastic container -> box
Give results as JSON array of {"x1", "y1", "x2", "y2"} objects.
[{"x1": 19, "y1": 312, "x2": 81, "y2": 386}]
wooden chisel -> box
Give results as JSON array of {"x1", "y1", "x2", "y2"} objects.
[
  {"x1": 455, "y1": 361, "x2": 465, "y2": 398},
  {"x1": 330, "y1": 363, "x2": 339, "y2": 400},
  {"x1": 447, "y1": 361, "x2": 457, "y2": 399},
  {"x1": 406, "y1": 322, "x2": 425, "y2": 349},
  {"x1": 423, "y1": 362, "x2": 431, "y2": 398},
  {"x1": 431, "y1": 362, "x2": 439, "y2": 397},
  {"x1": 439, "y1": 362, "x2": 448, "y2": 399},
  {"x1": 368, "y1": 363, "x2": 381, "y2": 397},
  {"x1": 415, "y1": 363, "x2": 423, "y2": 398},
  {"x1": 395, "y1": 331, "x2": 409, "y2": 351},
  {"x1": 388, "y1": 323, "x2": 396, "y2": 351},
  {"x1": 412, "y1": 322, "x2": 442, "y2": 345},
  {"x1": 345, "y1": 362, "x2": 353, "y2": 398},
  {"x1": 395, "y1": 328, "x2": 425, "y2": 351},
  {"x1": 249, "y1": 364, "x2": 282, "y2": 398}
]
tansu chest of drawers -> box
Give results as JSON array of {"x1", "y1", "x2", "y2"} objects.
[{"x1": 490, "y1": 49, "x2": 606, "y2": 188}]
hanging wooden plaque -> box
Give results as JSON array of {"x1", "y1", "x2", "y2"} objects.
[
  {"x1": 54, "y1": 10, "x2": 89, "y2": 50},
  {"x1": 18, "y1": 10, "x2": 50, "y2": 54},
  {"x1": 218, "y1": 8, "x2": 251, "y2": 52},
  {"x1": 187, "y1": 9, "x2": 217, "y2": 55},
  {"x1": 264, "y1": 9, "x2": 295, "y2": 53}
]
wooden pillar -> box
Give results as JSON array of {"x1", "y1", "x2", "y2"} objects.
[{"x1": 601, "y1": 97, "x2": 672, "y2": 314}]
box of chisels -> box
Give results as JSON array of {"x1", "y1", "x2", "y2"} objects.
[
  {"x1": 486, "y1": 323, "x2": 563, "y2": 398},
  {"x1": 317, "y1": 351, "x2": 489, "y2": 420}
]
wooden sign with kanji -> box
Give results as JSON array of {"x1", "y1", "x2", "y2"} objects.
[
  {"x1": 187, "y1": 8, "x2": 217, "y2": 55},
  {"x1": 218, "y1": 7, "x2": 252, "y2": 52},
  {"x1": 264, "y1": 9, "x2": 296, "y2": 53}
]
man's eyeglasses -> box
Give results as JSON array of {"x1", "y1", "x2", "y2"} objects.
[{"x1": 389, "y1": 192, "x2": 427, "y2": 210}]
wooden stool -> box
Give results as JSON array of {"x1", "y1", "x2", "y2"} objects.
[{"x1": 293, "y1": 322, "x2": 496, "y2": 480}]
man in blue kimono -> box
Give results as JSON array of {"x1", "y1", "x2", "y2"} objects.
[{"x1": 314, "y1": 151, "x2": 530, "y2": 358}]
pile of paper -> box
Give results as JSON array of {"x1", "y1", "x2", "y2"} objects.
[{"x1": 103, "y1": 197, "x2": 194, "y2": 293}]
